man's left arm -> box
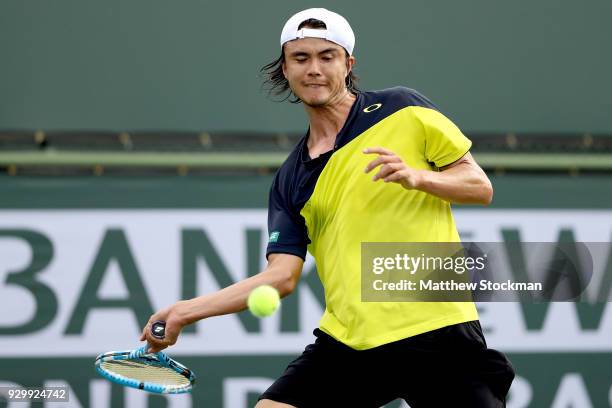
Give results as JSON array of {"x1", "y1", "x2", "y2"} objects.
[{"x1": 364, "y1": 147, "x2": 492, "y2": 205}]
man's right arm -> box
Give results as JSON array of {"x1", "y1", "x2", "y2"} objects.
[
  {"x1": 180, "y1": 253, "x2": 303, "y2": 321},
  {"x1": 142, "y1": 253, "x2": 303, "y2": 352}
]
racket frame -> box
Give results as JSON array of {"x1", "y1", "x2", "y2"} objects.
[{"x1": 95, "y1": 346, "x2": 195, "y2": 394}]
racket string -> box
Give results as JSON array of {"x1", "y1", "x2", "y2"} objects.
[{"x1": 101, "y1": 359, "x2": 191, "y2": 386}]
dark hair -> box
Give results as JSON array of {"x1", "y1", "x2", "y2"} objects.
[{"x1": 260, "y1": 18, "x2": 360, "y2": 103}]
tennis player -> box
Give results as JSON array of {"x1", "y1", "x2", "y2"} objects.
[{"x1": 141, "y1": 8, "x2": 515, "y2": 407}]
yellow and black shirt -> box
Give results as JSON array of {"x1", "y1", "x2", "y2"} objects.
[{"x1": 266, "y1": 86, "x2": 478, "y2": 350}]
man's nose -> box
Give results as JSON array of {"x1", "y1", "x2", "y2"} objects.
[{"x1": 306, "y1": 60, "x2": 322, "y2": 76}]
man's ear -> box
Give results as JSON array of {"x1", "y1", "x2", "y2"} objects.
[
  {"x1": 346, "y1": 55, "x2": 356, "y2": 75},
  {"x1": 282, "y1": 60, "x2": 288, "y2": 80}
]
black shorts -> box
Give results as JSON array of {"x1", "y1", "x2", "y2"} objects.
[{"x1": 259, "y1": 321, "x2": 515, "y2": 407}]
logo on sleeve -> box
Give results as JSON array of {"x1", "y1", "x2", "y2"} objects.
[{"x1": 269, "y1": 231, "x2": 280, "y2": 243}]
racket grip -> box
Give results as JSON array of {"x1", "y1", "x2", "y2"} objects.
[{"x1": 151, "y1": 320, "x2": 166, "y2": 339}]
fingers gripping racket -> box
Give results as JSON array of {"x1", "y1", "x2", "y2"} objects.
[{"x1": 95, "y1": 321, "x2": 196, "y2": 394}]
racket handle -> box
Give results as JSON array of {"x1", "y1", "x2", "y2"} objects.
[{"x1": 151, "y1": 320, "x2": 166, "y2": 339}]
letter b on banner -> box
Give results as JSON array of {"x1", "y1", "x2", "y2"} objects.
[{"x1": 0, "y1": 229, "x2": 57, "y2": 334}]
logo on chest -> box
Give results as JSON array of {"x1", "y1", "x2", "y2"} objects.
[{"x1": 363, "y1": 103, "x2": 382, "y2": 113}]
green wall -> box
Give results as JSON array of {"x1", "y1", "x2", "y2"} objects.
[
  {"x1": 1, "y1": 0, "x2": 611, "y2": 133},
  {"x1": 0, "y1": 174, "x2": 610, "y2": 209}
]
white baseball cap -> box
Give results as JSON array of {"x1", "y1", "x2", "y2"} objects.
[{"x1": 280, "y1": 8, "x2": 355, "y2": 55}]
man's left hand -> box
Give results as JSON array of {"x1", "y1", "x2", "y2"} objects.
[{"x1": 363, "y1": 147, "x2": 423, "y2": 190}]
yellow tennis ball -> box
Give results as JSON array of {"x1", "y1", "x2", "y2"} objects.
[{"x1": 247, "y1": 285, "x2": 280, "y2": 318}]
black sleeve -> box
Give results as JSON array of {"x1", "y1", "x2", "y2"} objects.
[{"x1": 266, "y1": 172, "x2": 309, "y2": 260}]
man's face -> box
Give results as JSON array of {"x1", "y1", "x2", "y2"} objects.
[{"x1": 282, "y1": 38, "x2": 355, "y2": 107}]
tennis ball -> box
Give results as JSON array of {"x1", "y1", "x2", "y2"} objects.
[{"x1": 247, "y1": 285, "x2": 280, "y2": 318}]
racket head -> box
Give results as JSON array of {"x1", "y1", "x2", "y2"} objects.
[{"x1": 95, "y1": 347, "x2": 196, "y2": 394}]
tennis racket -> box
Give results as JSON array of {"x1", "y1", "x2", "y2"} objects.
[{"x1": 95, "y1": 321, "x2": 196, "y2": 394}]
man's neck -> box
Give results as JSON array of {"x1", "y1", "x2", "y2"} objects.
[{"x1": 305, "y1": 90, "x2": 357, "y2": 148}]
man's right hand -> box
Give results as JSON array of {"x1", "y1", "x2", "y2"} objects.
[{"x1": 140, "y1": 300, "x2": 192, "y2": 353}]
